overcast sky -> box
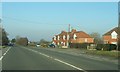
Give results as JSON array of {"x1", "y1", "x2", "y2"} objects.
[{"x1": 2, "y1": 1, "x2": 119, "y2": 41}]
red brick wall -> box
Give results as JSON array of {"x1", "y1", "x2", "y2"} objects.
[
  {"x1": 103, "y1": 35, "x2": 118, "y2": 44},
  {"x1": 71, "y1": 38, "x2": 94, "y2": 43}
]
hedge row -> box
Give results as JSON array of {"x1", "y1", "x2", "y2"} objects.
[
  {"x1": 69, "y1": 43, "x2": 92, "y2": 49},
  {"x1": 96, "y1": 44, "x2": 117, "y2": 51},
  {"x1": 69, "y1": 43, "x2": 117, "y2": 51}
]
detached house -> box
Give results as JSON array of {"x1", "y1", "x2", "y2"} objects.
[
  {"x1": 52, "y1": 29, "x2": 94, "y2": 48},
  {"x1": 103, "y1": 27, "x2": 120, "y2": 45}
]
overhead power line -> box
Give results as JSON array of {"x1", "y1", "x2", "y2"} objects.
[{"x1": 3, "y1": 16, "x2": 69, "y2": 25}]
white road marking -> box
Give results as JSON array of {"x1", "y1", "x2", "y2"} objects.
[
  {"x1": 0, "y1": 47, "x2": 11, "y2": 60},
  {"x1": 54, "y1": 58, "x2": 86, "y2": 71},
  {"x1": 0, "y1": 56, "x2": 3, "y2": 61},
  {"x1": 23, "y1": 47, "x2": 86, "y2": 71}
]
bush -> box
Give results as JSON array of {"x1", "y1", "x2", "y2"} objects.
[
  {"x1": 96, "y1": 44, "x2": 103, "y2": 50},
  {"x1": 69, "y1": 43, "x2": 91, "y2": 49},
  {"x1": 96, "y1": 44, "x2": 117, "y2": 51}
]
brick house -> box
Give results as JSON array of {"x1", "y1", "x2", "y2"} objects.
[
  {"x1": 52, "y1": 29, "x2": 94, "y2": 47},
  {"x1": 103, "y1": 27, "x2": 120, "y2": 45}
]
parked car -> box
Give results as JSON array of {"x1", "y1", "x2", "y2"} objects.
[
  {"x1": 36, "y1": 44, "x2": 40, "y2": 47},
  {"x1": 8, "y1": 43, "x2": 14, "y2": 46},
  {"x1": 49, "y1": 44, "x2": 55, "y2": 48}
]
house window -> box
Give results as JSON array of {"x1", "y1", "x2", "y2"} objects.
[
  {"x1": 61, "y1": 42, "x2": 63, "y2": 44},
  {"x1": 67, "y1": 35, "x2": 69, "y2": 40},
  {"x1": 63, "y1": 42, "x2": 65, "y2": 46},
  {"x1": 104, "y1": 40, "x2": 109, "y2": 44},
  {"x1": 73, "y1": 34, "x2": 77, "y2": 40},
  {"x1": 85, "y1": 38, "x2": 87, "y2": 42},
  {"x1": 111, "y1": 31, "x2": 117, "y2": 39},
  {"x1": 63, "y1": 35, "x2": 66, "y2": 40},
  {"x1": 111, "y1": 42, "x2": 117, "y2": 45},
  {"x1": 57, "y1": 42, "x2": 59, "y2": 45},
  {"x1": 54, "y1": 36, "x2": 56, "y2": 40},
  {"x1": 58, "y1": 36, "x2": 60, "y2": 40}
]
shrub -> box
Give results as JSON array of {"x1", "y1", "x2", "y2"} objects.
[
  {"x1": 96, "y1": 44, "x2": 117, "y2": 51},
  {"x1": 96, "y1": 44, "x2": 103, "y2": 50},
  {"x1": 69, "y1": 43, "x2": 91, "y2": 49}
]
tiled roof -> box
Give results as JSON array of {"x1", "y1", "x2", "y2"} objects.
[
  {"x1": 56, "y1": 30, "x2": 92, "y2": 38},
  {"x1": 103, "y1": 27, "x2": 120, "y2": 36},
  {"x1": 74, "y1": 31, "x2": 92, "y2": 38}
]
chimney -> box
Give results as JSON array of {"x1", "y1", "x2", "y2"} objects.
[
  {"x1": 71, "y1": 29, "x2": 77, "y2": 33},
  {"x1": 61, "y1": 30, "x2": 66, "y2": 33}
]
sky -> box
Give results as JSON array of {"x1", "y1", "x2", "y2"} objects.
[{"x1": 2, "y1": 2, "x2": 119, "y2": 41}]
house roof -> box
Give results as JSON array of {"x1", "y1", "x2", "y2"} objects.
[
  {"x1": 103, "y1": 27, "x2": 120, "y2": 36},
  {"x1": 74, "y1": 31, "x2": 92, "y2": 38},
  {"x1": 58, "y1": 30, "x2": 92, "y2": 38},
  {"x1": 54, "y1": 29, "x2": 93, "y2": 39}
]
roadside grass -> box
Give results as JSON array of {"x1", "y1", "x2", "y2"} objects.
[
  {"x1": 85, "y1": 50, "x2": 119, "y2": 58},
  {"x1": 58, "y1": 47, "x2": 119, "y2": 58},
  {"x1": 0, "y1": 46, "x2": 2, "y2": 50},
  {"x1": 0, "y1": 46, "x2": 7, "y2": 49}
]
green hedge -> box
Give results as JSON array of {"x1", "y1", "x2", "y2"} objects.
[
  {"x1": 69, "y1": 43, "x2": 92, "y2": 49},
  {"x1": 96, "y1": 44, "x2": 117, "y2": 51}
]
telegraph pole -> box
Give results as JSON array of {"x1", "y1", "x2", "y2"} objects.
[
  {"x1": 118, "y1": 1, "x2": 120, "y2": 51},
  {"x1": 67, "y1": 24, "x2": 70, "y2": 48}
]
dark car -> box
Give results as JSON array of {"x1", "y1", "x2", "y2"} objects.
[
  {"x1": 8, "y1": 43, "x2": 14, "y2": 46},
  {"x1": 49, "y1": 44, "x2": 55, "y2": 48}
]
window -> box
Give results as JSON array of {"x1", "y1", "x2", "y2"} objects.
[
  {"x1": 63, "y1": 42, "x2": 65, "y2": 46},
  {"x1": 57, "y1": 42, "x2": 59, "y2": 45},
  {"x1": 111, "y1": 31, "x2": 117, "y2": 39},
  {"x1": 73, "y1": 34, "x2": 77, "y2": 40},
  {"x1": 54, "y1": 36, "x2": 56, "y2": 40},
  {"x1": 63, "y1": 35, "x2": 66, "y2": 40},
  {"x1": 85, "y1": 38, "x2": 87, "y2": 42},
  {"x1": 58, "y1": 36, "x2": 60, "y2": 40},
  {"x1": 67, "y1": 35, "x2": 69, "y2": 40}
]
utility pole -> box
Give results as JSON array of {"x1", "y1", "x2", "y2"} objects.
[
  {"x1": 67, "y1": 24, "x2": 70, "y2": 48},
  {"x1": 118, "y1": 1, "x2": 120, "y2": 51}
]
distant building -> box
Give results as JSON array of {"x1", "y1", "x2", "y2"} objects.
[
  {"x1": 103, "y1": 27, "x2": 120, "y2": 45},
  {"x1": 52, "y1": 29, "x2": 94, "y2": 47}
]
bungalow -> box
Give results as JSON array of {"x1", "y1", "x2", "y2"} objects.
[
  {"x1": 52, "y1": 29, "x2": 94, "y2": 47},
  {"x1": 103, "y1": 27, "x2": 120, "y2": 45}
]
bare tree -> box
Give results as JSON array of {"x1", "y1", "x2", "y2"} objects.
[
  {"x1": 16, "y1": 37, "x2": 28, "y2": 46},
  {"x1": 90, "y1": 32, "x2": 103, "y2": 44}
]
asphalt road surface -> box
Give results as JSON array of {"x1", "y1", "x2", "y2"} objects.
[{"x1": 2, "y1": 46, "x2": 119, "y2": 71}]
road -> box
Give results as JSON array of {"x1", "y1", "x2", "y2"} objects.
[{"x1": 2, "y1": 46, "x2": 119, "y2": 71}]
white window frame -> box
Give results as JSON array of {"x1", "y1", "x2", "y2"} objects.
[
  {"x1": 73, "y1": 34, "x2": 77, "y2": 40},
  {"x1": 54, "y1": 36, "x2": 56, "y2": 40},
  {"x1": 63, "y1": 42, "x2": 65, "y2": 46},
  {"x1": 85, "y1": 38, "x2": 87, "y2": 42},
  {"x1": 58, "y1": 36, "x2": 60, "y2": 40},
  {"x1": 111, "y1": 31, "x2": 117, "y2": 39},
  {"x1": 67, "y1": 35, "x2": 69, "y2": 40},
  {"x1": 57, "y1": 42, "x2": 59, "y2": 45},
  {"x1": 63, "y1": 35, "x2": 66, "y2": 40}
]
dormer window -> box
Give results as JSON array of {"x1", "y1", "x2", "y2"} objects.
[
  {"x1": 73, "y1": 34, "x2": 77, "y2": 40},
  {"x1": 63, "y1": 35, "x2": 66, "y2": 40},
  {"x1": 111, "y1": 31, "x2": 117, "y2": 39}
]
